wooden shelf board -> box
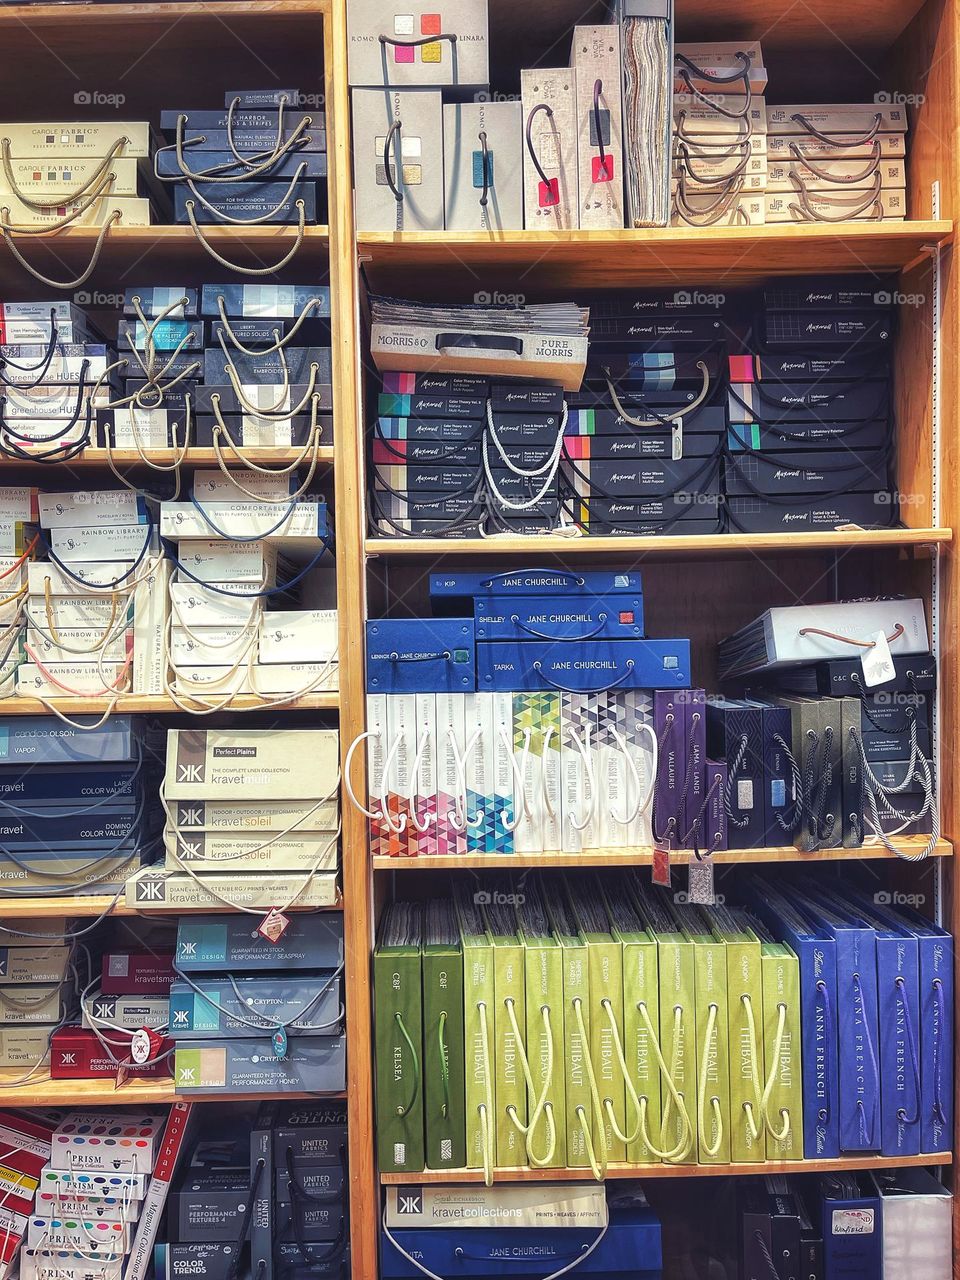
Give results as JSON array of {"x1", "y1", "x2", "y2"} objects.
[
  {"x1": 0, "y1": 894, "x2": 342, "y2": 918},
  {"x1": 0, "y1": 693, "x2": 338, "y2": 715},
  {"x1": 358, "y1": 223, "x2": 953, "y2": 291},
  {"x1": 9, "y1": 448, "x2": 335, "y2": 470},
  {"x1": 0, "y1": 1074, "x2": 345, "y2": 1107},
  {"x1": 372, "y1": 837, "x2": 951, "y2": 871},
  {"x1": 366, "y1": 528, "x2": 952, "y2": 560},
  {"x1": 0, "y1": 228, "x2": 330, "y2": 296},
  {"x1": 0, "y1": 1, "x2": 328, "y2": 27},
  {"x1": 381, "y1": 1152, "x2": 951, "y2": 1184}
]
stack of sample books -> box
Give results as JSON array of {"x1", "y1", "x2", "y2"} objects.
[
  {"x1": 369, "y1": 296, "x2": 589, "y2": 390},
  {"x1": 170, "y1": 914, "x2": 344, "y2": 1092},
  {"x1": 98, "y1": 288, "x2": 204, "y2": 448},
  {"x1": 563, "y1": 289, "x2": 729, "y2": 535},
  {"x1": 381, "y1": 1181, "x2": 663, "y2": 1278},
  {"x1": 0, "y1": 714, "x2": 162, "y2": 897},
  {"x1": 0, "y1": 485, "x2": 35, "y2": 694},
  {"x1": 371, "y1": 373, "x2": 567, "y2": 537},
  {"x1": 19, "y1": 487, "x2": 170, "y2": 698},
  {"x1": 0, "y1": 932, "x2": 74, "y2": 1071},
  {"x1": 671, "y1": 42, "x2": 768, "y2": 226},
  {"x1": 64, "y1": 948, "x2": 176, "y2": 1080},
  {"x1": 765, "y1": 102, "x2": 908, "y2": 221},
  {"x1": 157, "y1": 91, "x2": 327, "y2": 234},
  {"x1": 0, "y1": 1111, "x2": 56, "y2": 1280},
  {"x1": 160, "y1": 480, "x2": 335, "y2": 702},
  {"x1": 159, "y1": 1101, "x2": 348, "y2": 1278},
  {"x1": 132, "y1": 727, "x2": 340, "y2": 911},
  {"x1": 18, "y1": 1111, "x2": 164, "y2": 1280},
  {"x1": 0, "y1": 121, "x2": 155, "y2": 229},
  {"x1": 0, "y1": 302, "x2": 116, "y2": 460},
  {"x1": 363, "y1": 572, "x2": 692, "y2": 858},
  {"x1": 726, "y1": 278, "x2": 897, "y2": 532},
  {"x1": 718, "y1": 599, "x2": 936, "y2": 851}
]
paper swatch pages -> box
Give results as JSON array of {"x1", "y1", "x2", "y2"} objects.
[
  {"x1": 368, "y1": 295, "x2": 589, "y2": 389},
  {"x1": 621, "y1": 1, "x2": 673, "y2": 227}
]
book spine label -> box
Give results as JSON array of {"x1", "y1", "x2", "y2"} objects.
[
  {"x1": 659, "y1": 939, "x2": 698, "y2": 1164},
  {"x1": 763, "y1": 949, "x2": 804, "y2": 1160},
  {"x1": 522, "y1": 941, "x2": 566, "y2": 1168},
  {"x1": 435, "y1": 693, "x2": 466, "y2": 857},
  {"x1": 465, "y1": 694, "x2": 491, "y2": 855},
  {"x1": 414, "y1": 693, "x2": 438, "y2": 857},
  {"x1": 248, "y1": 1129, "x2": 272, "y2": 1280},
  {"x1": 512, "y1": 694, "x2": 543, "y2": 855},
  {"x1": 622, "y1": 937, "x2": 660, "y2": 1164},
  {"x1": 122, "y1": 1103, "x2": 194, "y2": 1280},
  {"x1": 561, "y1": 943, "x2": 592, "y2": 1168},
  {"x1": 463, "y1": 941, "x2": 495, "y2": 1172},
  {"x1": 694, "y1": 941, "x2": 730, "y2": 1163},
  {"x1": 422, "y1": 948, "x2": 466, "y2": 1170},
  {"x1": 493, "y1": 942, "x2": 526, "y2": 1166},
  {"x1": 588, "y1": 938, "x2": 626, "y2": 1163},
  {"x1": 489, "y1": 692, "x2": 515, "y2": 854},
  {"x1": 728, "y1": 940, "x2": 766, "y2": 1162}
]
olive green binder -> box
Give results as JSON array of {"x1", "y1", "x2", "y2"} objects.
[
  {"x1": 747, "y1": 912, "x2": 805, "y2": 1162},
  {"x1": 422, "y1": 899, "x2": 466, "y2": 1170},
  {"x1": 600, "y1": 880, "x2": 661, "y2": 1165},
  {"x1": 631, "y1": 881, "x2": 697, "y2": 1165},
  {"x1": 374, "y1": 902, "x2": 424, "y2": 1173},
  {"x1": 542, "y1": 878, "x2": 601, "y2": 1174},
  {"x1": 455, "y1": 885, "x2": 495, "y2": 1175},
  {"x1": 516, "y1": 886, "x2": 567, "y2": 1168},
  {"x1": 483, "y1": 897, "x2": 527, "y2": 1168},
  {"x1": 567, "y1": 873, "x2": 627, "y2": 1166},
  {"x1": 703, "y1": 903, "x2": 765, "y2": 1163},
  {"x1": 680, "y1": 906, "x2": 732, "y2": 1164}
]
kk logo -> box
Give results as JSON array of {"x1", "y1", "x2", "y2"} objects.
[
  {"x1": 178, "y1": 806, "x2": 203, "y2": 827},
  {"x1": 94, "y1": 1001, "x2": 116, "y2": 1020},
  {"x1": 178, "y1": 764, "x2": 202, "y2": 783},
  {"x1": 180, "y1": 839, "x2": 201, "y2": 860},
  {"x1": 136, "y1": 879, "x2": 165, "y2": 903},
  {"x1": 178, "y1": 1066, "x2": 196, "y2": 1083},
  {"x1": 173, "y1": 1010, "x2": 189, "y2": 1025},
  {"x1": 396, "y1": 1188, "x2": 423, "y2": 1215},
  {"x1": 59, "y1": 1053, "x2": 76, "y2": 1065},
  {"x1": 178, "y1": 941, "x2": 197, "y2": 957}
]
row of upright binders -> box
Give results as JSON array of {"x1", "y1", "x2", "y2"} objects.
[
  {"x1": 367, "y1": 276, "x2": 902, "y2": 537},
  {"x1": 352, "y1": 571, "x2": 937, "y2": 859},
  {"x1": 374, "y1": 873, "x2": 953, "y2": 1176},
  {"x1": 347, "y1": 3, "x2": 910, "y2": 229}
]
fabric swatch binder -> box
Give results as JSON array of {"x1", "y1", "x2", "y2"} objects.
[
  {"x1": 619, "y1": 0, "x2": 673, "y2": 226},
  {"x1": 455, "y1": 887, "x2": 496, "y2": 1178},
  {"x1": 373, "y1": 903, "x2": 424, "y2": 1173},
  {"x1": 516, "y1": 887, "x2": 567, "y2": 1168},
  {"x1": 482, "y1": 899, "x2": 527, "y2": 1168},
  {"x1": 422, "y1": 900, "x2": 466, "y2": 1171}
]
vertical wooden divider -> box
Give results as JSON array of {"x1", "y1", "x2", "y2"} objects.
[{"x1": 325, "y1": 3, "x2": 378, "y2": 1273}]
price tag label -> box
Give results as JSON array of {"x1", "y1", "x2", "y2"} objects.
[
  {"x1": 652, "y1": 842, "x2": 672, "y2": 887},
  {"x1": 861, "y1": 630, "x2": 896, "y2": 688},
  {"x1": 688, "y1": 858, "x2": 716, "y2": 905},
  {"x1": 258, "y1": 908, "x2": 291, "y2": 943}
]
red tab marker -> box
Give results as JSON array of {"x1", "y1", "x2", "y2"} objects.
[
  {"x1": 538, "y1": 178, "x2": 559, "y2": 208},
  {"x1": 592, "y1": 155, "x2": 614, "y2": 183},
  {"x1": 652, "y1": 842, "x2": 672, "y2": 887}
]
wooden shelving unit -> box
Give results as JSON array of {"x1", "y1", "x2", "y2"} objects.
[
  {"x1": 380, "y1": 1151, "x2": 952, "y2": 1185},
  {"x1": 0, "y1": 0, "x2": 958, "y2": 1272},
  {"x1": 0, "y1": 1074, "x2": 346, "y2": 1107},
  {"x1": 371, "y1": 836, "x2": 953, "y2": 871},
  {"x1": 359, "y1": 222, "x2": 954, "y2": 291},
  {"x1": 11, "y1": 448, "x2": 336, "y2": 471},
  {"x1": 366, "y1": 528, "x2": 952, "y2": 559},
  {"x1": 0, "y1": 693, "x2": 339, "y2": 715}
]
